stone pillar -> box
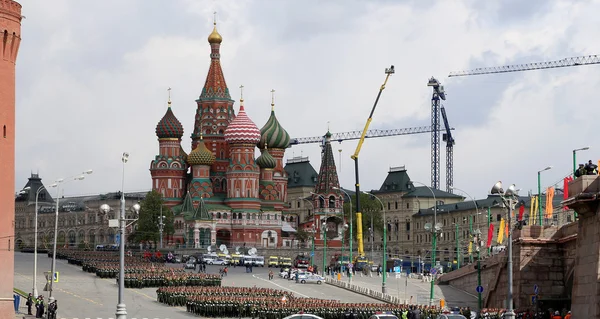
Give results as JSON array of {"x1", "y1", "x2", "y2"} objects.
[
  {"x1": 564, "y1": 175, "x2": 600, "y2": 318},
  {"x1": 194, "y1": 224, "x2": 200, "y2": 249}
]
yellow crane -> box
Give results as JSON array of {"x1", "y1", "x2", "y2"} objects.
[{"x1": 351, "y1": 65, "x2": 394, "y2": 259}]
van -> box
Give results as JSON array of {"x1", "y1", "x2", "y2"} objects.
[{"x1": 268, "y1": 256, "x2": 279, "y2": 267}]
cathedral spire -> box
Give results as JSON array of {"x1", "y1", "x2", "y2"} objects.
[
  {"x1": 199, "y1": 12, "x2": 230, "y2": 101},
  {"x1": 314, "y1": 130, "x2": 341, "y2": 194}
]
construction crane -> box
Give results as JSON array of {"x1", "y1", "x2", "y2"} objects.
[
  {"x1": 289, "y1": 125, "x2": 454, "y2": 147},
  {"x1": 427, "y1": 77, "x2": 446, "y2": 190},
  {"x1": 448, "y1": 54, "x2": 600, "y2": 77},
  {"x1": 440, "y1": 106, "x2": 454, "y2": 193},
  {"x1": 351, "y1": 65, "x2": 394, "y2": 267}
]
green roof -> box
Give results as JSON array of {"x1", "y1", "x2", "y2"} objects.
[
  {"x1": 402, "y1": 186, "x2": 463, "y2": 199},
  {"x1": 284, "y1": 157, "x2": 318, "y2": 188},
  {"x1": 377, "y1": 167, "x2": 413, "y2": 193}
]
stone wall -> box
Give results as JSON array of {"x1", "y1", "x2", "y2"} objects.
[{"x1": 438, "y1": 223, "x2": 577, "y2": 311}]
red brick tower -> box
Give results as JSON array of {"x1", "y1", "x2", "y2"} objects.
[
  {"x1": 150, "y1": 97, "x2": 187, "y2": 207},
  {"x1": 192, "y1": 21, "x2": 234, "y2": 198},
  {"x1": 0, "y1": 1, "x2": 21, "y2": 317},
  {"x1": 224, "y1": 94, "x2": 261, "y2": 210}
]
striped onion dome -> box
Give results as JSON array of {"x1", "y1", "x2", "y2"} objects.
[
  {"x1": 224, "y1": 103, "x2": 261, "y2": 144},
  {"x1": 256, "y1": 148, "x2": 277, "y2": 169},
  {"x1": 156, "y1": 106, "x2": 184, "y2": 139},
  {"x1": 187, "y1": 138, "x2": 215, "y2": 166},
  {"x1": 257, "y1": 110, "x2": 290, "y2": 149}
]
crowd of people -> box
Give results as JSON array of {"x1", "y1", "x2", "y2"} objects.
[
  {"x1": 54, "y1": 249, "x2": 222, "y2": 288},
  {"x1": 156, "y1": 286, "x2": 442, "y2": 319},
  {"x1": 574, "y1": 160, "x2": 598, "y2": 177}
]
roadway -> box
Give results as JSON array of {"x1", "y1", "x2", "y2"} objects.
[
  {"x1": 333, "y1": 271, "x2": 478, "y2": 309},
  {"x1": 13, "y1": 253, "x2": 381, "y2": 319}
]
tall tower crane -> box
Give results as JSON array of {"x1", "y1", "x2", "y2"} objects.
[
  {"x1": 440, "y1": 106, "x2": 454, "y2": 193},
  {"x1": 448, "y1": 54, "x2": 600, "y2": 77},
  {"x1": 289, "y1": 125, "x2": 453, "y2": 147},
  {"x1": 427, "y1": 77, "x2": 446, "y2": 190}
]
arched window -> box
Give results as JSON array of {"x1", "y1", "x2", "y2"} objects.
[
  {"x1": 318, "y1": 197, "x2": 325, "y2": 208},
  {"x1": 223, "y1": 213, "x2": 228, "y2": 219},
  {"x1": 328, "y1": 196, "x2": 335, "y2": 208},
  {"x1": 252, "y1": 213, "x2": 256, "y2": 220},
  {"x1": 266, "y1": 214, "x2": 270, "y2": 220},
  {"x1": 216, "y1": 212, "x2": 221, "y2": 219}
]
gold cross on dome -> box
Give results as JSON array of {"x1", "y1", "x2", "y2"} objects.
[
  {"x1": 271, "y1": 89, "x2": 275, "y2": 110},
  {"x1": 239, "y1": 85, "x2": 244, "y2": 101},
  {"x1": 167, "y1": 87, "x2": 172, "y2": 104},
  {"x1": 213, "y1": 11, "x2": 217, "y2": 25}
]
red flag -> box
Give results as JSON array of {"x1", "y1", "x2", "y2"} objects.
[
  {"x1": 518, "y1": 205, "x2": 525, "y2": 221},
  {"x1": 564, "y1": 177, "x2": 573, "y2": 210},
  {"x1": 487, "y1": 224, "x2": 494, "y2": 248}
]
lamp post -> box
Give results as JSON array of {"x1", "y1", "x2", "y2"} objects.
[
  {"x1": 364, "y1": 192, "x2": 387, "y2": 294},
  {"x1": 48, "y1": 170, "x2": 93, "y2": 302},
  {"x1": 158, "y1": 209, "x2": 165, "y2": 249},
  {"x1": 340, "y1": 223, "x2": 349, "y2": 273},
  {"x1": 537, "y1": 166, "x2": 552, "y2": 226},
  {"x1": 299, "y1": 197, "x2": 315, "y2": 265},
  {"x1": 491, "y1": 181, "x2": 519, "y2": 319},
  {"x1": 453, "y1": 222, "x2": 460, "y2": 269},
  {"x1": 333, "y1": 187, "x2": 353, "y2": 282},
  {"x1": 321, "y1": 221, "x2": 327, "y2": 276},
  {"x1": 573, "y1": 146, "x2": 590, "y2": 175},
  {"x1": 411, "y1": 181, "x2": 439, "y2": 306}
]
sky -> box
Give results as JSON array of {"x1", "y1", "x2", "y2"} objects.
[{"x1": 14, "y1": 0, "x2": 600, "y2": 201}]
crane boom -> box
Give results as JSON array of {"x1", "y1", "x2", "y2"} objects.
[
  {"x1": 440, "y1": 106, "x2": 454, "y2": 193},
  {"x1": 289, "y1": 126, "x2": 453, "y2": 146},
  {"x1": 448, "y1": 54, "x2": 600, "y2": 77},
  {"x1": 352, "y1": 65, "x2": 394, "y2": 260}
]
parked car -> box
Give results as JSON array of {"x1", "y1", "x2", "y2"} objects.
[
  {"x1": 184, "y1": 260, "x2": 196, "y2": 269},
  {"x1": 283, "y1": 314, "x2": 324, "y2": 319},
  {"x1": 207, "y1": 258, "x2": 229, "y2": 265},
  {"x1": 299, "y1": 274, "x2": 324, "y2": 284},
  {"x1": 368, "y1": 312, "x2": 398, "y2": 319}
]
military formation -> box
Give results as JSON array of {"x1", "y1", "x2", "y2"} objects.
[
  {"x1": 157, "y1": 286, "x2": 443, "y2": 319},
  {"x1": 54, "y1": 249, "x2": 221, "y2": 288}
]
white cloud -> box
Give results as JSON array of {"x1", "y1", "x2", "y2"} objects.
[{"x1": 14, "y1": 0, "x2": 600, "y2": 201}]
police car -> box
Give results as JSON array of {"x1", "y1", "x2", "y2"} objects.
[
  {"x1": 435, "y1": 308, "x2": 468, "y2": 319},
  {"x1": 368, "y1": 311, "x2": 398, "y2": 319}
]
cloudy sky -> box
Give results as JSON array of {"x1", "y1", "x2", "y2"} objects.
[{"x1": 15, "y1": 0, "x2": 599, "y2": 200}]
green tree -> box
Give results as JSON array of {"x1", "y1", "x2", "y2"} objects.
[
  {"x1": 135, "y1": 190, "x2": 173, "y2": 247},
  {"x1": 343, "y1": 192, "x2": 384, "y2": 243},
  {"x1": 294, "y1": 227, "x2": 312, "y2": 243}
]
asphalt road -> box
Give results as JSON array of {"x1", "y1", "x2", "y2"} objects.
[
  {"x1": 334, "y1": 271, "x2": 478, "y2": 308},
  {"x1": 13, "y1": 253, "x2": 381, "y2": 319}
]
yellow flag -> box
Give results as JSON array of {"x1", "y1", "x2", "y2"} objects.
[
  {"x1": 530, "y1": 196, "x2": 537, "y2": 225},
  {"x1": 497, "y1": 218, "x2": 505, "y2": 243},
  {"x1": 468, "y1": 242, "x2": 472, "y2": 255}
]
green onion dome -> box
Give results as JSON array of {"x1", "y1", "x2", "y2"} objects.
[
  {"x1": 256, "y1": 147, "x2": 277, "y2": 169},
  {"x1": 258, "y1": 110, "x2": 290, "y2": 149},
  {"x1": 156, "y1": 106, "x2": 184, "y2": 139},
  {"x1": 187, "y1": 138, "x2": 215, "y2": 166}
]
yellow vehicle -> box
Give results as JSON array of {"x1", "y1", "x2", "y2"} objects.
[
  {"x1": 268, "y1": 256, "x2": 279, "y2": 267},
  {"x1": 279, "y1": 257, "x2": 292, "y2": 267},
  {"x1": 231, "y1": 254, "x2": 242, "y2": 266}
]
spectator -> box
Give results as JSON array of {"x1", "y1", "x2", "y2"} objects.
[{"x1": 585, "y1": 160, "x2": 598, "y2": 175}]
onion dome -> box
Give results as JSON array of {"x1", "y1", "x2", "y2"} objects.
[
  {"x1": 224, "y1": 100, "x2": 261, "y2": 144},
  {"x1": 156, "y1": 102, "x2": 184, "y2": 139},
  {"x1": 187, "y1": 137, "x2": 215, "y2": 166},
  {"x1": 258, "y1": 110, "x2": 290, "y2": 149},
  {"x1": 208, "y1": 22, "x2": 223, "y2": 44},
  {"x1": 256, "y1": 147, "x2": 277, "y2": 169}
]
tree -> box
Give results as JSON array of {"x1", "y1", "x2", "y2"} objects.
[
  {"x1": 343, "y1": 192, "x2": 384, "y2": 243},
  {"x1": 295, "y1": 227, "x2": 312, "y2": 243},
  {"x1": 135, "y1": 190, "x2": 173, "y2": 247}
]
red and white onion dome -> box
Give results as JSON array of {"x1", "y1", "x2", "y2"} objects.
[{"x1": 224, "y1": 103, "x2": 261, "y2": 144}]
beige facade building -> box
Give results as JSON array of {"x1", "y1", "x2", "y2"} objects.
[{"x1": 14, "y1": 173, "x2": 145, "y2": 249}]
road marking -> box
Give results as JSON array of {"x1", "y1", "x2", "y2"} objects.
[{"x1": 251, "y1": 274, "x2": 309, "y2": 297}]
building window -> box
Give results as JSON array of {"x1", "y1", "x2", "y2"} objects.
[
  {"x1": 497, "y1": 214, "x2": 501, "y2": 221},
  {"x1": 297, "y1": 201, "x2": 300, "y2": 208},
  {"x1": 567, "y1": 214, "x2": 572, "y2": 223},
  {"x1": 395, "y1": 202, "x2": 398, "y2": 209},
  {"x1": 406, "y1": 222, "x2": 410, "y2": 231},
  {"x1": 223, "y1": 213, "x2": 228, "y2": 219},
  {"x1": 407, "y1": 234, "x2": 410, "y2": 241},
  {"x1": 406, "y1": 203, "x2": 409, "y2": 209},
  {"x1": 328, "y1": 196, "x2": 335, "y2": 208},
  {"x1": 388, "y1": 202, "x2": 391, "y2": 210}
]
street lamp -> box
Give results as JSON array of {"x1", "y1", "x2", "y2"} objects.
[
  {"x1": 332, "y1": 187, "x2": 353, "y2": 282},
  {"x1": 537, "y1": 166, "x2": 552, "y2": 226},
  {"x1": 363, "y1": 191, "x2": 387, "y2": 294},
  {"x1": 339, "y1": 223, "x2": 349, "y2": 274},
  {"x1": 573, "y1": 147, "x2": 590, "y2": 176},
  {"x1": 48, "y1": 169, "x2": 93, "y2": 302},
  {"x1": 321, "y1": 221, "x2": 327, "y2": 276},
  {"x1": 158, "y1": 209, "x2": 166, "y2": 249},
  {"x1": 411, "y1": 181, "x2": 440, "y2": 306},
  {"x1": 491, "y1": 181, "x2": 519, "y2": 319},
  {"x1": 298, "y1": 197, "x2": 315, "y2": 265}
]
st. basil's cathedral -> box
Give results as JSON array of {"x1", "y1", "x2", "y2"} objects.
[{"x1": 149, "y1": 22, "x2": 346, "y2": 249}]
